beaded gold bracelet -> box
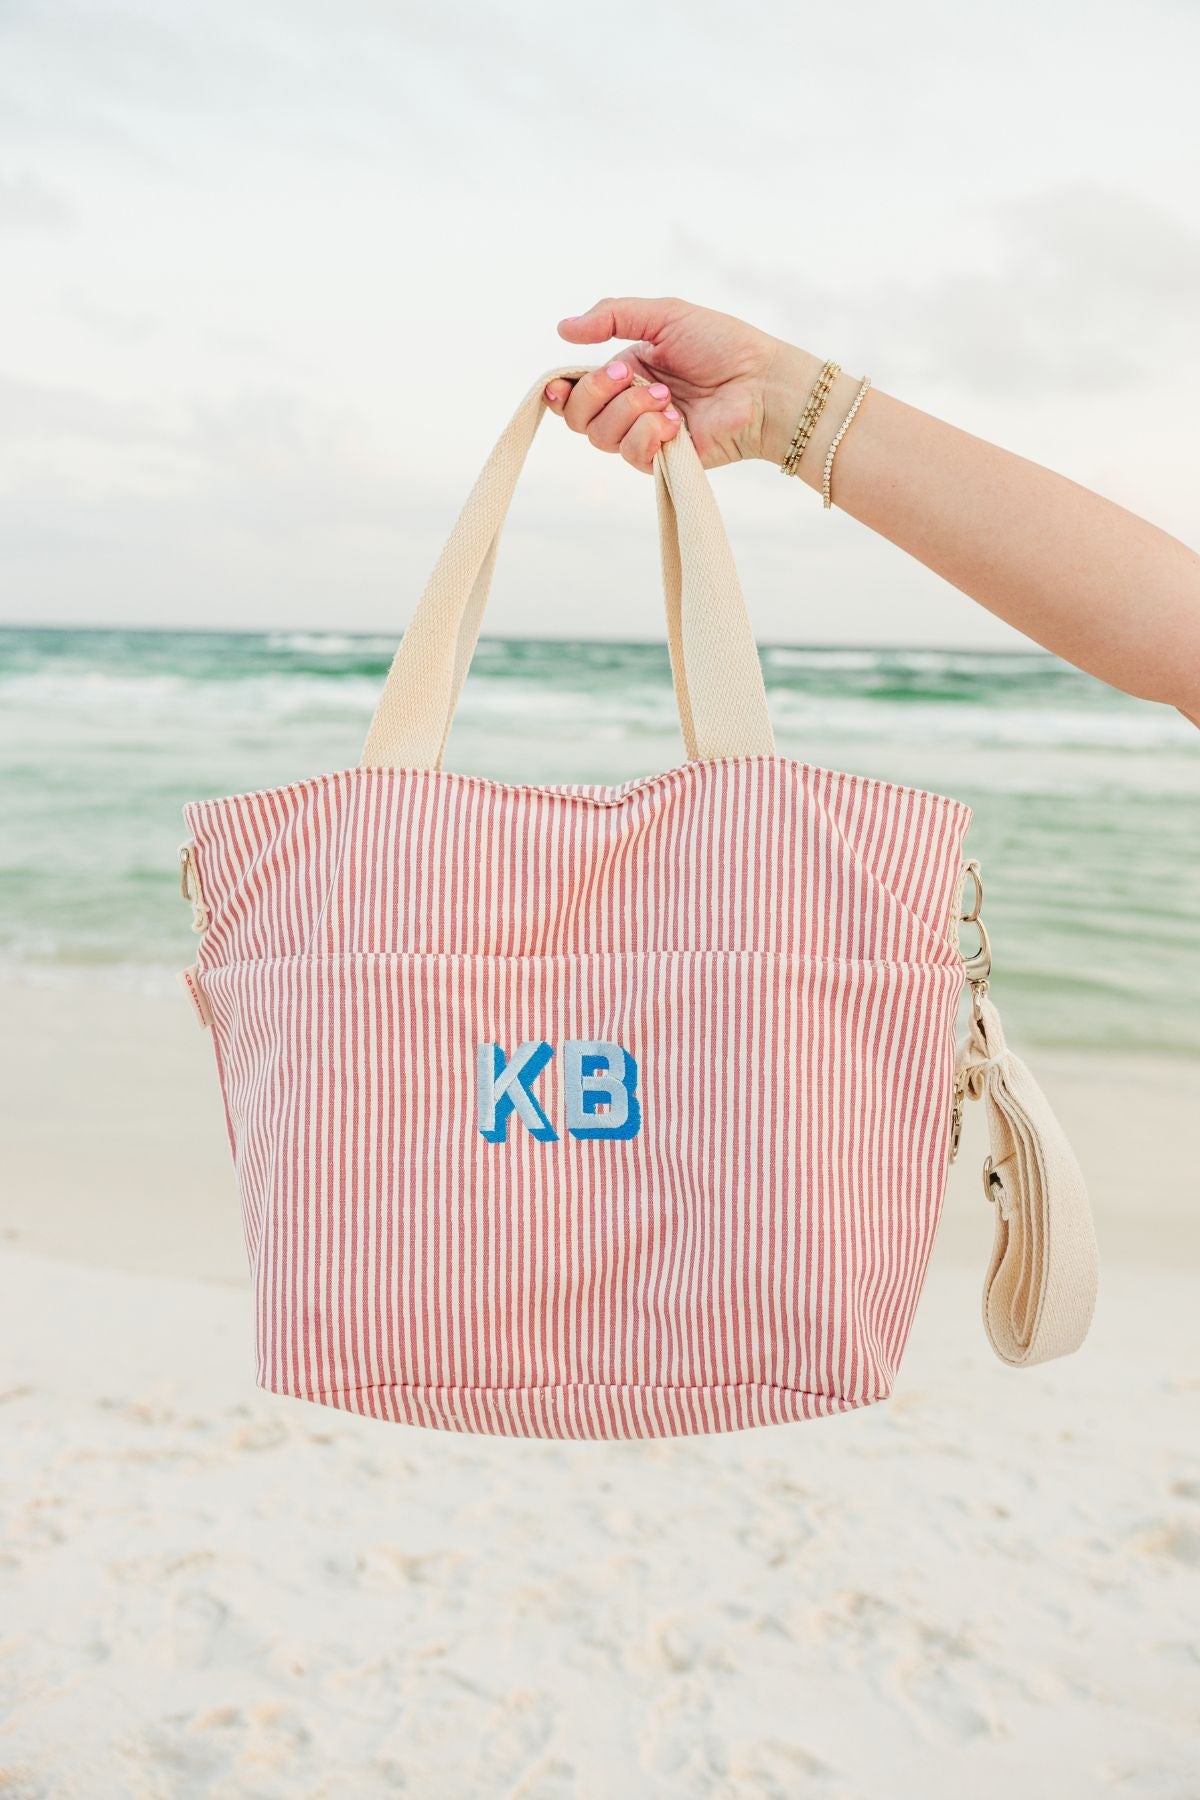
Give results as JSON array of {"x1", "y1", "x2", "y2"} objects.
[
  {"x1": 822, "y1": 376, "x2": 872, "y2": 509},
  {"x1": 780, "y1": 359, "x2": 840, "y2": 476}
]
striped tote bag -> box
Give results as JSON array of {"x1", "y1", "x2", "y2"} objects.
[{"x1": 178, "y1": 364, "x2": 1098, "y2": 1439}]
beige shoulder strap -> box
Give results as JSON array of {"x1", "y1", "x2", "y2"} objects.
[
  {"x1": 360, "y1": 365, "x2": 776, "y2": 771},
  {"x1": 956, "y1": 991, "x2": 1100, "y2": 1366}
]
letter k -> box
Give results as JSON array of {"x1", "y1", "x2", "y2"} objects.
[{"x1": 476, "y1": 1041, "x2": 558, "y2": 1142}]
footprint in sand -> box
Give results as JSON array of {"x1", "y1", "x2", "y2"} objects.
[
  {"x1": 467, "y1": 1687, "x2": 560, "y2": 1792},
  {"x1": 814, "y1": 1589, "x2": 1002, "y2": 1748},
  {"x1": 1127, "y1": 1517, "x2": 1200, "y2": 1567},
  {"x1": 159, "y1": 1587, "x2": 267, "y2": 1672},
  {"x1": 135, "y1": 1701, "x2": 314, "y2": 1791},
  {"x1": 726, "y1": 1737, "x2": 838, "y2": 1797}
]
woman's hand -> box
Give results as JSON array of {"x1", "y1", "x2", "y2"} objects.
[
  {"x1": 543, "y1": 295, "x2": 810, "y2": 474},
  {"x1": 541, "y1": 292, "x2": 1200, "y2": 721}
]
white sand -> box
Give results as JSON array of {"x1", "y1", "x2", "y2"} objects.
[{"x1": 2, "y1": 981, "x2": 1198, "y2": 1797}]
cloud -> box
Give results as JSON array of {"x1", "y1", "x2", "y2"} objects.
[
  {"x1": 0, "y1": 371, "x2": 460, "y2": 626},
  {"x1": 0, "y1": 169, "x2": 74, "y2": 230},
  {"x1": 0, "y1": 1, "x2": 525, "y2": 164},
  {"x1": 0, "y1": 373, "x2": 167, "y2": 446},
  {"x1": 670, "y1": 182, "x2": 1200, "y2": 397},
  {"x1": 59, "y1": 292, "x2": 157, "y2": 347},
  {"x1": 878, "y1": 183, "x2": 1200, "y2": 393},
  {"x1": 0, "y1": 369, "x2": 452, "y2": 530}
]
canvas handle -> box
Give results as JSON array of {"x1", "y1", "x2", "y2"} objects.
[{"x1": 360, "y1": 365, "x2": 776, "y2": 771}]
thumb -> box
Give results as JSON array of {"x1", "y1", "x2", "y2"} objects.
[{"x1": 556, "y1": 294, "x2": 679, "y2": 346}]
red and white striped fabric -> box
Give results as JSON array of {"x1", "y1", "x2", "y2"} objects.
[{"x1": 181, "y1": 367, "x2": 975, "y2": 1439}]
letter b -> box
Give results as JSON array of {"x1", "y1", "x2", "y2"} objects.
[{"x1": 563, "y1": 1039, "x2": 641, "y2": 1140}]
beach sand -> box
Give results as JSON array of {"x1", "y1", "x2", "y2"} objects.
[{"x1": 2, "y1": 980, "x2": 1198, "y2": 1797}]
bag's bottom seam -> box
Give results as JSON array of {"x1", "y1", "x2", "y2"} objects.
[{"x1": 259, "y1": 1376, "x2": 891, "y2": 1407}]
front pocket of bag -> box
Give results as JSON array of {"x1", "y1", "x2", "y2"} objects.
[{"x1": 201, "y1": 950, "x2": 964, "y2": 1408}]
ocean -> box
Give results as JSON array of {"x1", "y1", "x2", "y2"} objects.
[{"x1": 1, "y1": 625, "x2": 1196, "y2": 1058}]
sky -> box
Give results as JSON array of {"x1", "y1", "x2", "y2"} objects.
[{"x1": 1, "y1": 0, "x2": 1199, "y2": 648}]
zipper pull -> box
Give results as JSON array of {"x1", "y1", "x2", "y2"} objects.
[{"x1": 178, "y1": 843, "x2": 210, "y2": 934}]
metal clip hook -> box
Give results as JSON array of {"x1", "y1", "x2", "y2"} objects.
[
  {"x1": 949, "y1": 1083, "x2": 966, "y2": 1162},
  {"x1": 955, "y1": 859, "x2": 992, "y2": 985},
  {"x1": 963, "y1": 916, "x2": 992, "y2": 985}
]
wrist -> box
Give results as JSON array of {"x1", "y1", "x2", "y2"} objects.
[
  {"x1": 760, "y1": 341, "x2": 824, "y2": 466},
  {"x1": 760, "y1": 341, "x2": 868, "y2": 491}
]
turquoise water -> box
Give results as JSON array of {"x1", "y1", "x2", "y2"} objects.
[{"x1": 1, "y1": 626, "x2": 1196, "y2": 1057}]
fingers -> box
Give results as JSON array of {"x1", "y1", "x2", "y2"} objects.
[
  {"x1": 561, "y1": 361, "x2": 656, "y2": 437},
  {"x1": 619, "y1": 406, "x2": 681, "y2": 474},
  {"x1": 543, "y1": 361, "x2": 632, "y2": 424},
  {"x1": 544, "y1": 361, "x2": 681, "y2": 472}
]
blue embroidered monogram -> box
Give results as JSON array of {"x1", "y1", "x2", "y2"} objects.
[
  {"x1": 475, "y1": 1039, "x2": 642, "y2": 1142},
  {"x1": 563, "y1": 1039, "x2": 641, "y2": 1140},
  {"x1": 476, "y1": 1041, "x2": 557, "y2": 1143}
]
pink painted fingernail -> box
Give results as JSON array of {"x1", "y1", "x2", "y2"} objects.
[
  {"x1": 665, "y1": 405, "x2": 680, "y2": 421},
  {"x1": 605, "y1": 361, "x2": 628, "y2": 380},
  {"x1": 648, "y1": 382, "x2": 671, "y2": 399}
]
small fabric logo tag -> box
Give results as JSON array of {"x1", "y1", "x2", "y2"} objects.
[
  {"x1": 476, "y1": 1038, "x2": 641, "y2": 1143},
  {"x1": 179, "y1": 965, "x2": 212, "y2": 1029}
]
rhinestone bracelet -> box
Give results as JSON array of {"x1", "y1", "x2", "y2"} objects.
[
  {"x1": 822, "y1": 376, "x2": 872, "y2": 509},
  {"x1": 780, "y1": 359, "x2": 840, "y2": 476}
]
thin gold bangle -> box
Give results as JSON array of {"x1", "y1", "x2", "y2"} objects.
[
  {"x1": 780, "y1": 359, "x2": 840, "y2": 476},
  {"x1": 822, "y1": 376, "x2": 872, "y2": 509}
]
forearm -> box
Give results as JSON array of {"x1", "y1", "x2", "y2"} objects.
[{"x1": 763, "y1": 344, "x2": 1200, "y2": 722}]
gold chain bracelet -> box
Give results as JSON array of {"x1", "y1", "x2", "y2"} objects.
[
  {"x1": 780, "y1": 359, "x2": 840, "y2": 476},
  {"x1": 822, "y1": 376, "x2": 872, "y2": 509}
]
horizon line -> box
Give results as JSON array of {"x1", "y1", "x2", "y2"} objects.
[{"x1": 0, "y1": 620, "x2": 1050, "y2": 657}]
